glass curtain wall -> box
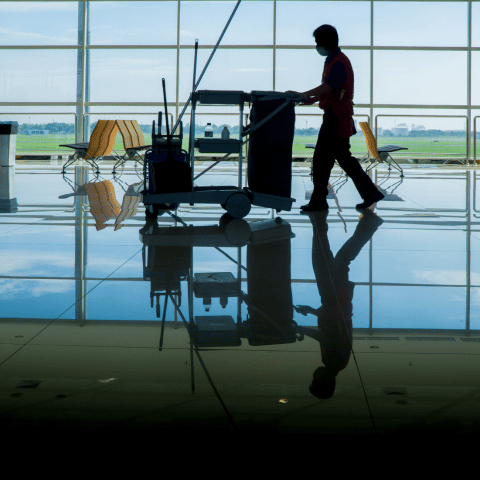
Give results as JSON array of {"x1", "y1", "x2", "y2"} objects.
[{"x1": 0, "y1": 0, "x2": 479, "y2": 162}]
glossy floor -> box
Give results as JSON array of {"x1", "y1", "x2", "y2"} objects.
[{"x1": 1, "y1": 162, "x2": 480, "y2": 435}]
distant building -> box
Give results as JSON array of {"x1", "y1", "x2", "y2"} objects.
[
  {"x1": 411, "y1": 124, "x2": 426, "y2": 131},
  {"x1": 392, "y1": 123, "x2": 408, "y2": 136},
  {"x1": 355, "y1": 121, "x2": 381, "y2": 136},
  {"x1": 27, "y1": 130, "x2": 50, "y2": 135}
]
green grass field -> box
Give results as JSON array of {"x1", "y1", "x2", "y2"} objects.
[{"x1": 16, "y1": 133, "x2": 474, "y2": 158}]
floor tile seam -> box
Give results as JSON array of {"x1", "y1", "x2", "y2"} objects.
[
  {"x1": 399, "y1": 192, "x2": 480, "y2": 242},
  {"x1": 7, "y1": 343, "x2": 190, "y2": 350},
  {"x1": 0, "y1": 248, "x2": 143, "y2": 368},
  {"x1": 383, "y1": 190, "x2": 447, "y2": 217}
]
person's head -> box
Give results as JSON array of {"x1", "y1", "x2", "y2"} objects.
[
  {"x1": 313, "y1": 24, "x2": 339, "y2": 56},
  {"x1": 309, "y1": 366, "x2": 336, "y2": 399}
]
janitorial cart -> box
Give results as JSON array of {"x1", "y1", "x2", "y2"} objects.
[{"x1": 142, "y1": 87, "x2": 304, "y2": 220}]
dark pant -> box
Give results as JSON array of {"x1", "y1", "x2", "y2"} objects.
[{"x1": 310, "y1": 112, "x2": 377, "y2": 205}]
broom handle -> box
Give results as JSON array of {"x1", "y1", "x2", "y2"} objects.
[
  {"x1": 162, "y1": 78, "x2": 173, "y2": 160},
  {"x1": 171, "y1": 0, "x2": 242, "y2": 135}
]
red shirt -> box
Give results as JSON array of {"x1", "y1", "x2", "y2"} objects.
[{"x1": 318, "y1": 50, "x2": 356, "y2": 138}]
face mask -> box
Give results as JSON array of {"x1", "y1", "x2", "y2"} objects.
[{"x1": 316, "y1": 46, "x2": 329, "y2": 57}]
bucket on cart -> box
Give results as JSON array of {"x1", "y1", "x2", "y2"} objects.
[
  {"x1": 247, "y1": 95, "x2": 295, "y2": 198},
  {"x1": 147, "y1": 151, "x2": 192, "y2": 195}
]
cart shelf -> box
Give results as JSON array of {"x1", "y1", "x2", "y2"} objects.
[
  {"x1": 195, "y1": 90, "x2": 245, "y2": 105},
  {"x1": 194, "y1": 138, "x2": 242, "y2": 154}
]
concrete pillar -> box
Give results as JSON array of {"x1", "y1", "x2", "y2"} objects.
[{"x1": 0, "y1": 122, "x2": 19, "y2": 213}]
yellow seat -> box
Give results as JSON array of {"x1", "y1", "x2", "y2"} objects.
[
  {"x1": 359, "y1": 122, "x2": 406, "y2": 177},
  {"x1": 112, "y1": 120, "x2": 149, "y2": 174},
  {"x1": 61, "y1": 120, "x2": 119, "y2": 174}
]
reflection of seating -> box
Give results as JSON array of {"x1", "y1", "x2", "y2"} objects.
[
  {"x1": 84, "y1": 180, "x2": 121, "y2": 230},
  {"x1": 61, "y1": 120, "x2": 119, "y2": 174},
  {"x1": 83, "y1": 178, "x2": 143, "y2": 231},
  {"x1": 114, "y1": 181, "x2": 143, "y2": 231},
  {"x1": 359, "y1": 122, "x2": 406, "y2": 177},
  {"x1": 112, "y1": 120, "x2": 150, "y2": 174}
]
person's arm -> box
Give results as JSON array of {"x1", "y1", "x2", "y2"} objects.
[{"x1": 301, "y1": 83, "x2": 333, "y2": 104}]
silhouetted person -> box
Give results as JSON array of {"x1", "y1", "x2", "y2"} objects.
[
  {"x1": 295, "y1": 210, "x2": 383, "y2": 399},
  {"x1": 292, "y1": 24, "x2": 384, "y2": 212}
]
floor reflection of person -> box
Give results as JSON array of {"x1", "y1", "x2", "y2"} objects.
[{"x1": 295, "y1": 210, "x2": 383, "y2": 399}]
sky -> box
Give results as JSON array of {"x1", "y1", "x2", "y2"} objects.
[{"x1": 1, "y1": 1, "x2": 480, "y2": 131}]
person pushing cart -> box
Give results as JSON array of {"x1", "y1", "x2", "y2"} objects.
[{"x1": 291, "y1": 24, "x2": 384, "y2": 212}]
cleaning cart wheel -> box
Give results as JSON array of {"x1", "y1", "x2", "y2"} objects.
[
  {"x1": 224, "y1": 192, "x2": 251, "y2": 219},
  {"x1": 224, "y1": 218, "x2": 251, "y2": 245},
  {"x1": 145, "y1": 205, "x2": 158, "y2": 220}
]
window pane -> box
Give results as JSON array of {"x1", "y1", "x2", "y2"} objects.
[
  {"x1": 275, "y1": 49, "x2": 370, "y2": 105},
  {"x1": 374, "y1": 1, "x2": 468, "y2": 47},
  {"x1": 473, "y1": 109, "x2": 480, "y2": 161},
  {"x1": 472, "y1": 2, "x2": 480, "y2": 47},
  {"x1": 0, "y1": 108, "x2": 77, "y2": 155},
  {"x1": 373, "y1": 108, "x2": 468, "y2": 133},
  {"x1": 372, "y1": 108, "x2": 468, "y2": 161},
  {"x1": 470, "y1": 52, "x2": 480, "y2": 105},
  {"x1": 373, "y1": 51, "x2": 467, "y2": 105},
  {"x1": 373, "y1": 287, "x2": 465, "y2": 329},
  {"x1": 89, "y1": 49, "x2": 177, "y2": 102},
  {"x1": 0, "y1": 1, "x2": 77, "y2": 45},
  {"x1": 89, "y1": 1, "x2": 178, "y2": 45},
  {"x1": 179, "y1": 48, "x2": 273, "y2": 101},
  {"x1": 0, "y1": 50, "x2": 77, "y2": 102},
  {"x1": 276, "y1": 1, "x2": 370, "y2": 46},
  {"x1": 180, "y1": 1, "x2": 273, "y2": 46}
]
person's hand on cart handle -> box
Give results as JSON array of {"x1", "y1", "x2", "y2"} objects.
[
  {"x1": 300, "y1": 95, "x2": 317, "y2": 105},
  {"x1": 294, "y1": 304, "x2": 316, "y2": 316},
  {"x1": 285, "y1": 91, "x2": 315, "y2": 105}
]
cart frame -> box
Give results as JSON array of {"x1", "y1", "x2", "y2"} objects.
[{"x1": 142, "y1": 90, "x2": 304, "y2": 220}]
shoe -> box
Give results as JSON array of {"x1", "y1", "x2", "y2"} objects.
[
  {"x1": 300, "y1": 202, "x2": 328, "y2": 212},
  {"x1": 356, "y1": 191, "x2": 385, "y2": 209},
  {"x1": 358, "y1": 209, "x2": 384, "y2": 227}
]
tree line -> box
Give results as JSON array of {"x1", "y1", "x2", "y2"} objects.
[{"x1": 17, "y1": 122, "x2": 480, "y2": 138}]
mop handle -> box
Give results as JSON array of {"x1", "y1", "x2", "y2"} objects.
[
  {"x1": 162, "y1": 78, "x2": 173, "y2": 161},
  {"x1": 172, "y1": 0, "x2": 242, "y2": 135}
]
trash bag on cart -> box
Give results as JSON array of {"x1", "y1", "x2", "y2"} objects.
[
  {"x1": 146, "y1": 151, "x2": 192, "y2": 194},
  {"x1": 247, "y1": 96, "x2": 295, "y2": 198}
]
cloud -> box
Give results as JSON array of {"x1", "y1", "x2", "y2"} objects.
[
  {"x1": 413, "y1": 269, "x2": 476, "y2": 285},
  {"x1": 180, "y1": 29, "x2": 196, "y2": 38},
  {"x1": 0, "y1": 27, "x2": 75, "y2": 44},
  {"x1": 413, "y1": 269, "x2": 480, "y2": 305},
  {"x1": 231, "y1": 68, "x2": 272, "y2": 73},
  {"x1": 0, "y1": 250, "x2": 73, "y2": 276},
  {"x1": 0, "y1": 3, "x2": 76, "y2": 13},
  {"x1": 0, "y1": 278, "x2": 73, "y2": 300}
]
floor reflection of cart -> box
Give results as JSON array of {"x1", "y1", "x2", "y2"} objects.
[
  {"x1": 142, "y1": 90, "x2": 303, "y2": 220},
  {"x1": 139, "y1": 215, "x2": 303, "y2": 350}
]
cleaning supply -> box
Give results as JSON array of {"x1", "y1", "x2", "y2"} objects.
[{"x1": 204, "y1": 123, "x2": 213, "y2": 137}]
